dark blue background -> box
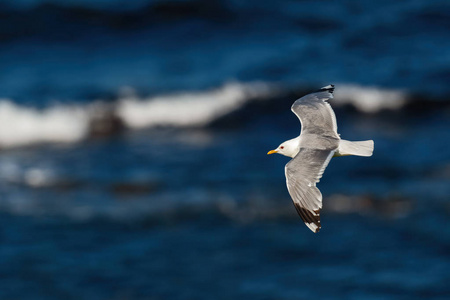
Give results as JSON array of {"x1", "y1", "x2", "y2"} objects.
[{"x1": 0, "y1": 1, "x2": 449, "y2": 299}]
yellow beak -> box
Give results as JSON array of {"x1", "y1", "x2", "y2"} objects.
[{"x1": 267, "y1": 149, "x2": 278, "y2": 155}]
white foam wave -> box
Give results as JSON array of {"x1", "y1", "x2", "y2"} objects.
[
  {"x1": 0, "y1": 100, "x2": 89, "y2": 148},
  {"x1": 0, "y1": 82, "x2": 275, "y2": 148},
  {"x1": 334, "y1": 84, "x2": 407, "y2": 113},
  {"x1": 117, "y1": 82, "x2": 275, "y2": 128}
]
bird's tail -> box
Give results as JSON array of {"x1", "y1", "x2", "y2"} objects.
[{"x1": 335, "y1": 140, "x2": 374, "y2": 157}]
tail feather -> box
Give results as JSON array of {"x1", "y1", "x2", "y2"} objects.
[{"x1": 336, "y1": 140, "x2": 374, "y2": 157}]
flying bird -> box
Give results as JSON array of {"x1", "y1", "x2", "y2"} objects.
[{"x1": 267, "y1": 85, "x2": 374, "y2": 233}]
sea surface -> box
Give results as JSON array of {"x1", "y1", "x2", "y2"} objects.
[{"x1": 0, "y1": 0, "x2": 449, "y2": 299}]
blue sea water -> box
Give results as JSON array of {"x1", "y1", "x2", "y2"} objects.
[{"x1": 0, "y1": 0, "x2": 449, "y2": 299}]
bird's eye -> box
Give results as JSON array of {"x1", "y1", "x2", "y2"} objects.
[{"x1": 280, "y1": 146, "x2": 284, "y2": 149}]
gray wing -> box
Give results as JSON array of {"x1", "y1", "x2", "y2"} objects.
[
  {"x1": 285, "y1": 148, "x2": 335, "y2": 233},
  {"x1": 291, "y1": 85, "x2": 339, "y2": 138}
]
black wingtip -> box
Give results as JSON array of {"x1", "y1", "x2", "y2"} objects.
[
  {"x1": 317, "y1": 84, "x2": 335, "y2": 93},
  {"x1": 293, "y1": 204, "x2": 322, "y2": 233}
]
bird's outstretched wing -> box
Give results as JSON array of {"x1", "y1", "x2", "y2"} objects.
[
  {"x1": 291, "y1": 85, "x2": 339, "y2": 138},
  {"x1": 285, "y1": 148, "x2": 335, "y2": 233}
]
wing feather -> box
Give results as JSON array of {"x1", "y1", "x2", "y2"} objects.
[
  {"x1": 285, "y1": 148, "x2": 335, "y2": 233},
  {"x1": 291, "y1": 85, "x2": 339, "y2": 138}
]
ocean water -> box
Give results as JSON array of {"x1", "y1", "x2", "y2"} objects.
[{"x1": 0, "y1": 0, "x2": 449, "y2": 299}]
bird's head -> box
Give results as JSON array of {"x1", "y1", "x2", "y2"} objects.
[{"x1": 267, "y1": 139, "x2": 300, "y2": 158}]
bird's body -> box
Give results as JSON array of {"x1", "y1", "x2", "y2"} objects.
[{"x1": 267, "y1": 85, "x2": 374, "y2": 233}]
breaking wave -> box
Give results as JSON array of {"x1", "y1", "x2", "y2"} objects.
[
  {"x1": 0, "y1": 82, "x2": 432, "y2": 148},
  {"x1": 0, "y1": 100, "x2": 89, "y2": 147},
  {"x1": 333, "y1": 84, "x2": 407, "y2": 113},
  {"x1": 0, "y1": 82, "x2": 275, "y2": 148},
  {"x1": 117, "y1": 82, "x2": 275, "y2": 128}
]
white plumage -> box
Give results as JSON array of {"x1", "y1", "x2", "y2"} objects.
[{"x1": 267, "y1": 85, "x2": 374, "y2": 233}]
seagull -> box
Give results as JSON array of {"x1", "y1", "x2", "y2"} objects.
[{"x1": 267, "y1": 85, "x2": 374, "y2": 233}]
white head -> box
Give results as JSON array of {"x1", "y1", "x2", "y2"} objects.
[{"x1": 267, "y1": 138, "x2": 300, "y2": 158}]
